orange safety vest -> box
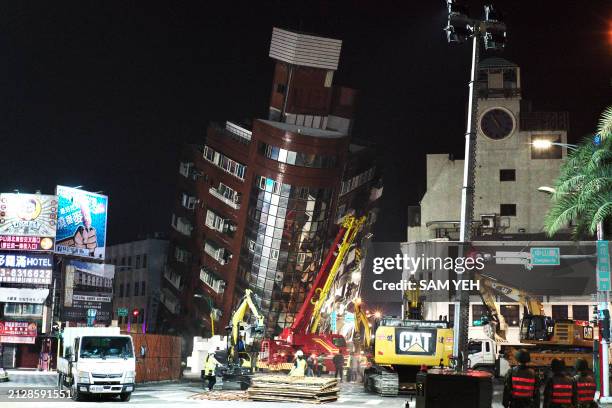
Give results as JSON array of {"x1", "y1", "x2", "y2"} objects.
[
  {"x1": 575, "y1": 376, "x2": 596, "y2": 403},
  {"x1": 551, "y1": 377, "x2": 573, "y2": 405},
  {"x1": 511, "y1": 373, "x2": 536, "y2": 398}
]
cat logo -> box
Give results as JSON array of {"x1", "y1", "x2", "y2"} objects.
[{"x1": 398, "y1": 331, "x2": 432, "y2": 353}]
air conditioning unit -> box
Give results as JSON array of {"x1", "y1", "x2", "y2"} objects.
[{"x1": 480, "y1": 214, "x2": 496, "y2": 229}]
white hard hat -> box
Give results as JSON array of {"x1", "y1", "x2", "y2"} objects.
[
  {"x1": 295, "y1": 350, "x2": 303, "y2": 357},
  {"x1": 208, "y1": 348, "x2": 217, "y2": 354}
]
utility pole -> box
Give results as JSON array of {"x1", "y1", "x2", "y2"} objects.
[{"x1": 444, "y1": 1, "x2": 506, "y2": 371}]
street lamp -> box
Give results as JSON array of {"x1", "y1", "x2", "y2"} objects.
[
  {"x1": 531, "y1": 139, "x2": 578, "y2": 150},
  {"x1": 443, "y1": 0, "x2": 507, "y2": 372}
]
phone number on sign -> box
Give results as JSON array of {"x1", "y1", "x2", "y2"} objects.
[{"x1": 7, "y1": 389, "x2": 73, "y2": 399}]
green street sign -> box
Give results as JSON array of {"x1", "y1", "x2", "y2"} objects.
[
  {"x1": 597, "y1": 240, "x2": 610, "y2": 292},
  {"x1": 117, "y1": 307, "x2": 128, "y2": 317},
  {"x1": 530, "y1": 247, "x2": 560, "y2": 266}
]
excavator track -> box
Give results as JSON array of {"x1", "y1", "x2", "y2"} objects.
[{"x1": 365, "y1": 365, "x2": 399, "y2": 397}]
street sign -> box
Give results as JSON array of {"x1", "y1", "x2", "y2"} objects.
[
  {"x1": 86, "y1": 308, "x2": 97, "y2": 327},
  {"x1": 597, "y1": 240, "x2": 610, "y2": 292},
  {"x1": 530, "y1": 247, "x2": 560, "y2": 266},
  {"x1": 117, "y1": 307, "x2": 128, "y2": 317}
]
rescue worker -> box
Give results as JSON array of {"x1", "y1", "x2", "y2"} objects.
[
  {"x1": 544, "y1": 359, "x2": 575, "y2": 408},
  {"x1": 290, "y1": 350, "x2": 307, "y2": 376},
  {"x1": 573, "y1": 358, "x2": 596, "y2": 408},
  {"x1": 203, "y1": 348, "x2": 220, "y2": 391},
  {"x1": 333, "y1": 352, "x2": 345, "y2": 382},
  {"x1": 502, "y1": 349, "x2": 540, "y2": 408},
  {"x1": 306, "y1": 353, "x2": 316, "y2": 377}
]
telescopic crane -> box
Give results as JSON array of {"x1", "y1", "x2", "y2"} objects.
[{"x1": 258, "y1": 215, "x2": 366, "y2": 372}]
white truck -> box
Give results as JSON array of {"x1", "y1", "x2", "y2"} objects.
[{"x1": 57, "y1": 327, "x2": 136, "y2": 401}]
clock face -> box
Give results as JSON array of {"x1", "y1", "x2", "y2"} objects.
[{"x1": 480, "y1": 108, "x2": 514, "y2": 140}]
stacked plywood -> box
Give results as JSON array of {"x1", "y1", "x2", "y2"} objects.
[
  {"x1": 189, "y1": 391, "x2": 248, "y2": 401},
  {"x1": 248, "y1": 375, "x2": 339, "y2": 404}
]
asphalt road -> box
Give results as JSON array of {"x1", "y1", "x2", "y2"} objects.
[{"x1": 0, "y1": 370, "x2": 506, "y2": 407}]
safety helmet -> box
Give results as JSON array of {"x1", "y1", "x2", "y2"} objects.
[
  {"x1": 551, "y1": 358, "x2": 565, "y2": 374},
  {"x1": 575, "y1": 358, "x2": 589, "y2": 372},
  {"x1": 295, "y1": 350, "x2": 304, "y2": 357},
  {"x1": 514, "y1": 349, "x2": 530, "y2": 364}
]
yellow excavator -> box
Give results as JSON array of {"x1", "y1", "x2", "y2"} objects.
[
  {"x1": 473, "y1": 273, "x2": 594, "y2": 370},
  {"x1": 219, "y1": 289, "x2": 265, "y2": 390},
  {"x1": 364, "y1": 277, "x2": 454, "y2": 396},
  {"x1": 353, "y1": 298, "x2": 377, "y2": 354}
]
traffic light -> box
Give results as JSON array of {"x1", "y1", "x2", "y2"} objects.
[
  {"x1": 483, "y1": 5, "x2": 507, "y2": 50},
  {"x1": 445, "y1": 0, "x2": 473, "y2": 44},
  {"x1": 132, "y1": 308, "x2": 140, "y2": 318}
]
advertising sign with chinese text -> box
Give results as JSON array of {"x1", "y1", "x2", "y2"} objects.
[
  {"x1": 0, "y1": 321, "x2": 38, "y2": 344},
  {"x1": 0, "y1": 193, "x2": 57, "y2": 251},
  {"x1": 0, "y1": 252, "x2": 53, "y2": 284},
  {"x1": 62, "y1": 260, "x2": 114, "y2": 324},
  {"x1": 55, "y1": 186, "x2": 108, "y2": 260},
  {"x1": 0, "y1": 287, "x2": 49, "y2": 304}
]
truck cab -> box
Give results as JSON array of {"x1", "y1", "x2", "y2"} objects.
[{"x1": 57, "y1": 327, "x2": 135, "y2": 401}]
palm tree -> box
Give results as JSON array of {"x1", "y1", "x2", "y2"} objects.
[{"x1": 544, "y1": 107, "x2": 612, "y2": 239}]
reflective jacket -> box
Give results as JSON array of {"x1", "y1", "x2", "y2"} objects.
[
  {"x1": 204, "y1": 354, "x2": 219, "y2": 376},
  {"x1": 574, "y1": 373, "x2": 596, "y2": 407},
  {"x1": 544, "y1": 374, "x2": 575, "y2": 408},
  {"x1": 290, "y1": 358, "x2": 307, "y2": 376},
  {"x1": 503, "y1": 366, "x2": 540, "y2": 408}
]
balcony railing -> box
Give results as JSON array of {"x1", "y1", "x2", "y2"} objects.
[
  {"x1": 160, "y1": 288, "x2": 180, "y2": 315},
  {"x1": 209, "y1": 187, "x2": 240, "y2": 210},
  {"x1": 163, "y1": 267, "x2": 183, "y2": 291},
  {"x1": 210, "y1": 122, "x2": 251, "y2": 145}
]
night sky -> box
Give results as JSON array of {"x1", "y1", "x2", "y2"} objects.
[{"x1": 1, "y1": 1, "x2": 610, "y2": 245}]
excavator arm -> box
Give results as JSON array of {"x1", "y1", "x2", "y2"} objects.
[
  {"x1": 353, "y1": 299, "x2": 372, "y2": 351},
  {"x1": 230, "y1": 289, "x2": 265, "y2": 356}
]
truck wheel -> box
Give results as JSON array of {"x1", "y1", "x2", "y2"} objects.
[
  {"x1": 71, "y1": 383, "x2": 83, "y2": 401},
  {"x1": 120, "y1": 392, "x2": 131, "y2": 402}
]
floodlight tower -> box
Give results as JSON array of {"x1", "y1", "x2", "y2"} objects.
[{"x1": 443, "y1": 1, "x2": 507, "y2": 372}]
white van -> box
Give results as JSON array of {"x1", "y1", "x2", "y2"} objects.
[{"x1": 57, "y1": 327, "x2": 136, "y2": 401}]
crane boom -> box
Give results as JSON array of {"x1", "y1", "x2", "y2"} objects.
[{"x1": 309, "y1": 215, "x2": 366, "y2": 334}]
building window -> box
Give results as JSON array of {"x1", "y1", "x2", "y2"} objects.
[
  {"x1": 143, "y1": 254, "x2": 147, "y2": 268},
  {"x1": 573, "y1": 305, "x2": 589, "y2": 321},
  {"x1": 127, "y1": 256, "x2": 132, "y2": 266},
  {"x1": 531, "y1": 135, "x2": 563, "y2": 159},
  {"x1": 200, "y1": 268, "x2": 226, "y2": 294},
  {"x1": 205, "y1": 209, "x2": 225, "y2": 232},
  {"x1": 136, "y1": 255, "x2": 141, "y2": 269},
  {"x1": 500, "y1": 204, "x2": 517, "y2": 216},
  {"x1": 121, "y1": 257, "x2": 126, "y2": 266},
  {"x1": 141, "y1": 281, "x2": 146, "y2": 296},
  {"x1": 500, "y1": 305, "x2": 520, "y2": 326},
  {"x1": 179, "y1": 161, "x2": 193, "y2": 178},
  {"x1": 499, "y1": 169, "x2": 516, "y2": 181},
  {"x1": 181, "y1": 193, "x2": 197, "y2": 209},
  {"x1": 248, "y1": 240, "x2": 256, "y2": 253},
  {"x1": 119, "y1": 283, "x2": 124, "y2": 298},
  {"x1": 135, "y1": 282, "x2": 139, "y2": 297},
  {"x1": 258, "y1": 142, "x2": 337, "y2": 169},
  {"x1": 203, "y1": 145, "x2": 246, "y2": 180},
  {"x1": 276, "y1": 83, "x2": 286, "y2": 94},
  {"x1": 552, "y1": 305, "x2": 568, "y2": 320},
  {"x1": 4, "y1": 303, "x2": 43, "y2": 316},
  {"x1": 125, "y1": 283, "x2": 130, "y2": 297}
]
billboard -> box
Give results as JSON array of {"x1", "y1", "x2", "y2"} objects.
[
  {"x1": 62, "y1": 260, "x2": 114, "y2": 324},
  {"x1": 0, "y1": 252, "x2": 53, "y2": 285},
  {"x1": 0, "y1": 321, "x2": 38, "y2": 344},
  {"x1": 0, "y1": 193, "x2": 57, "y2": 251},
  {"x1": 55, "y1": 186, "x2": 108, "y2": 260}
]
